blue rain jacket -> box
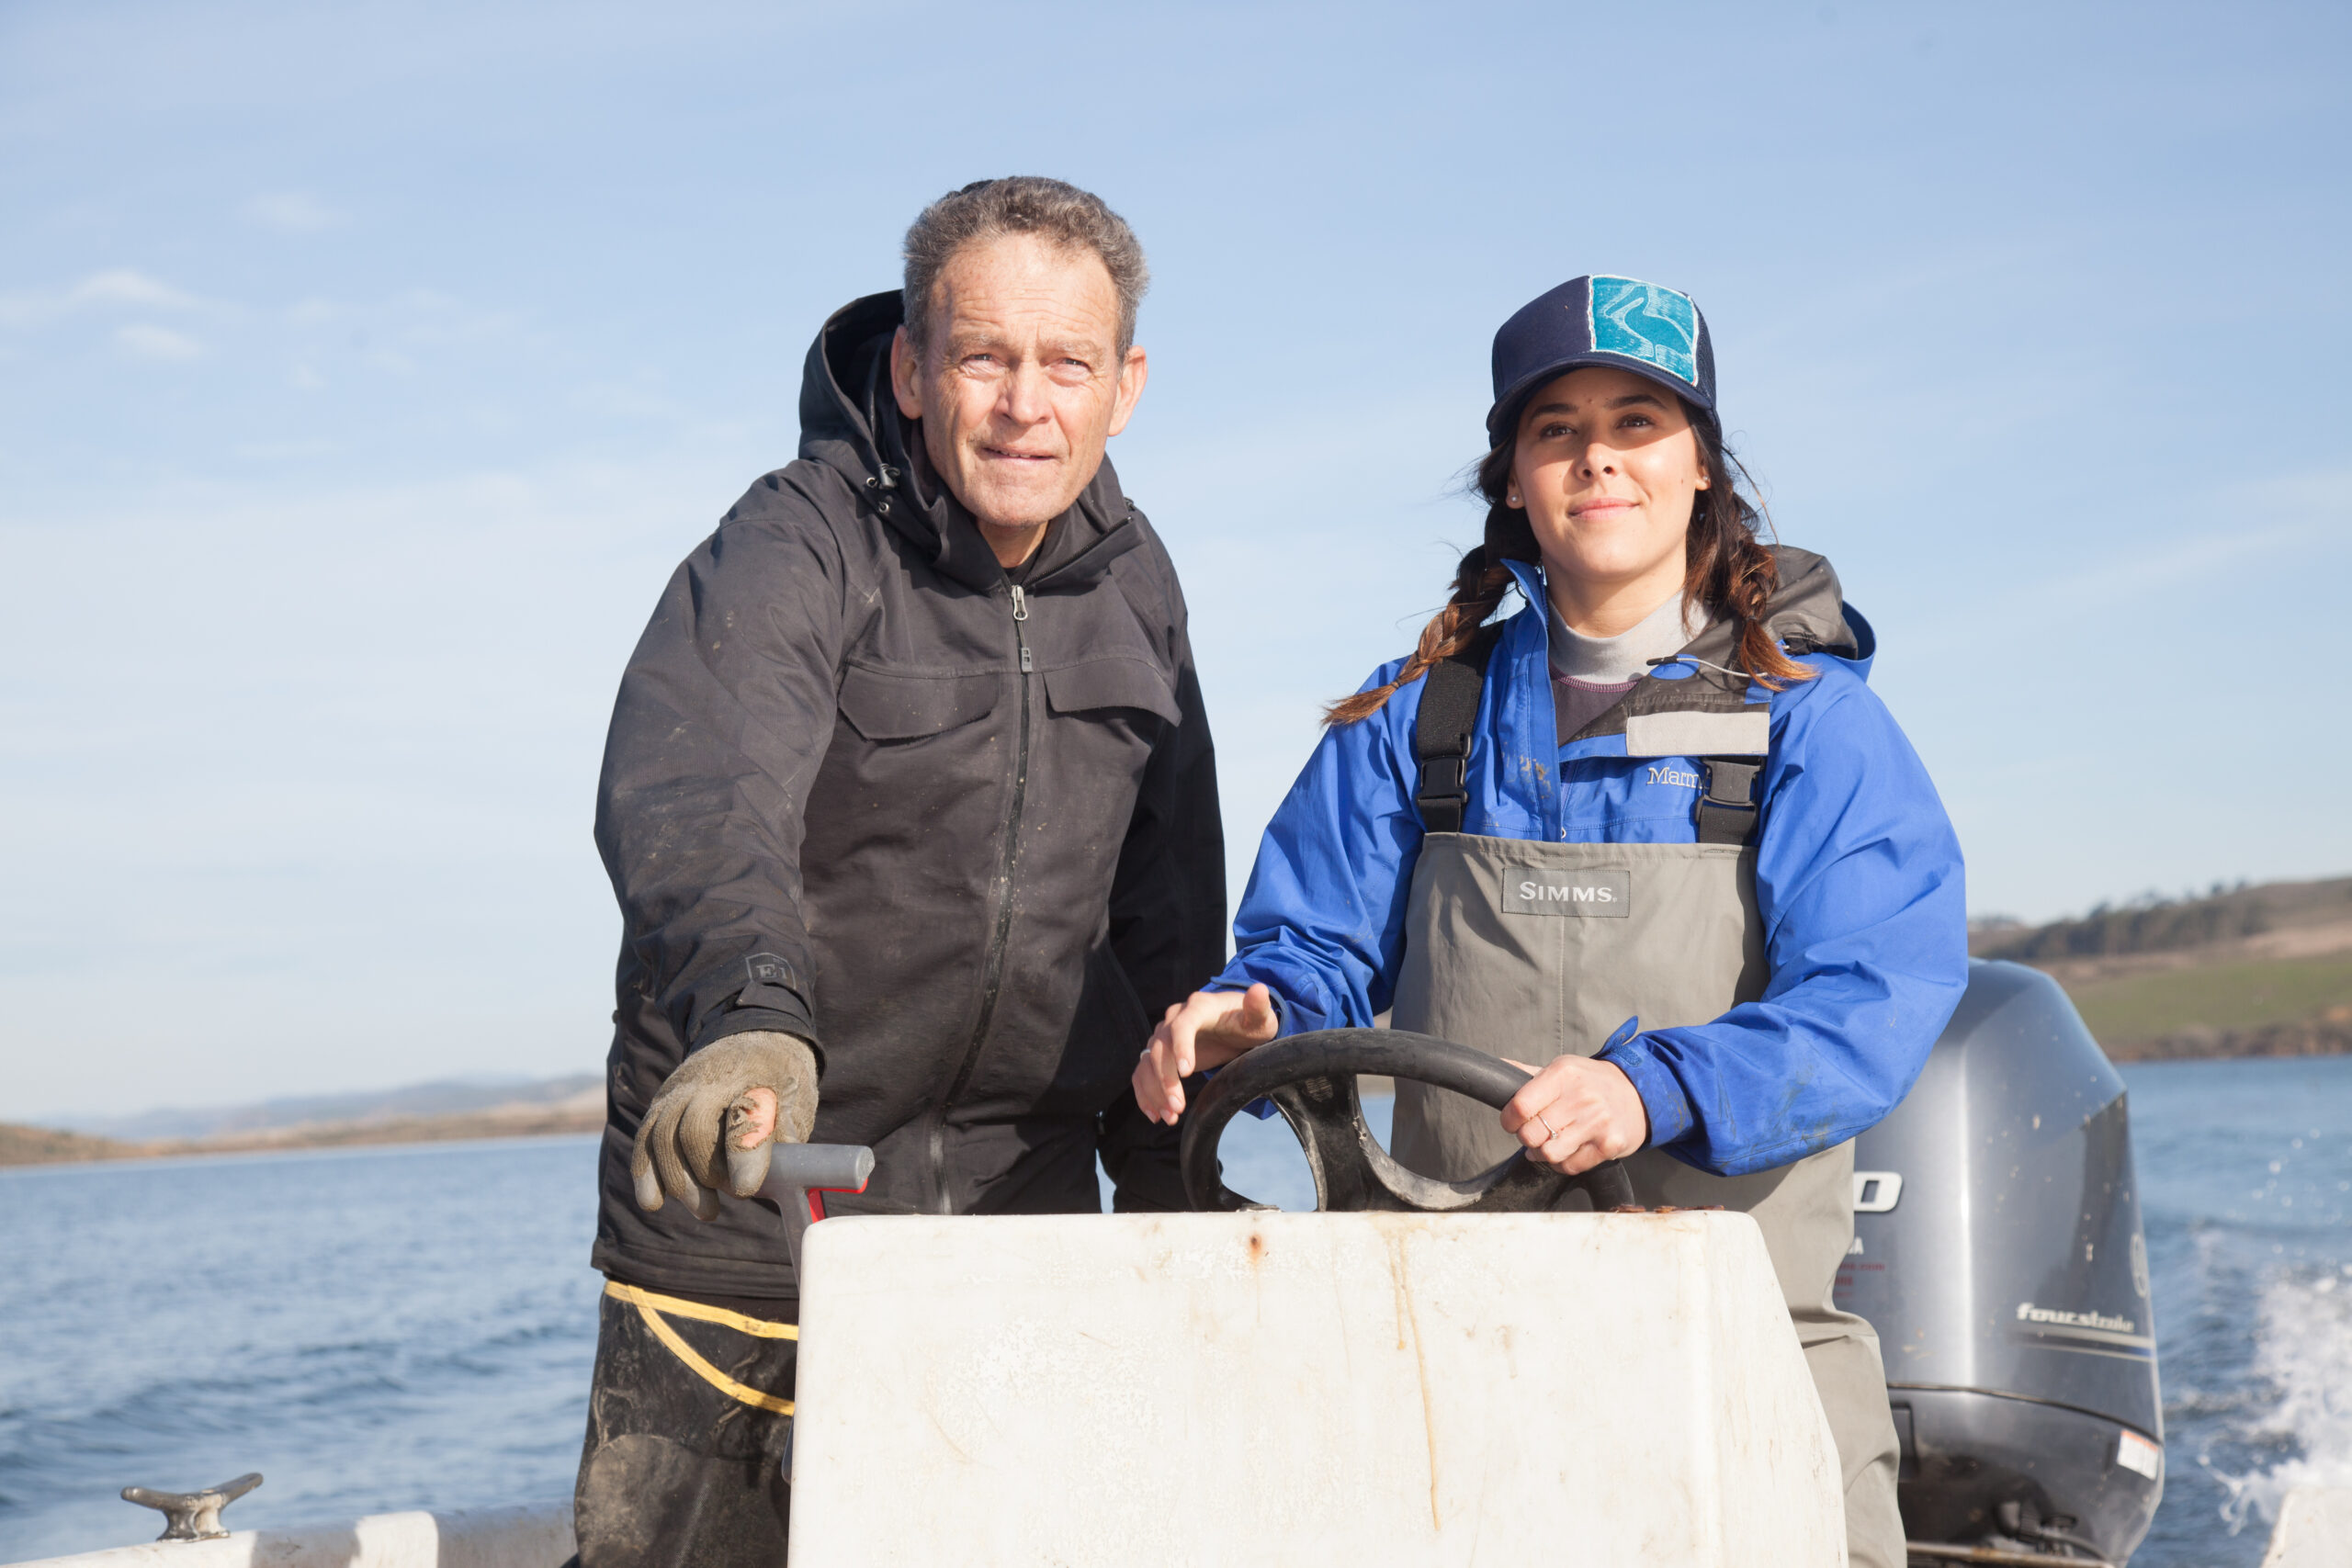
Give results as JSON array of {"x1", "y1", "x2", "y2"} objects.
[{"x1": 1211, "y1": 557, "x2": 1967, "y2": 1178}]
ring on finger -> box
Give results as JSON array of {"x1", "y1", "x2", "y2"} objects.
[{"x1": 1534, "y1": 1112, "x2": 1557, "y2": 1143}]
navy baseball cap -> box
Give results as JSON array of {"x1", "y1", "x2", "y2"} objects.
[{"x1": 1487, "y1": 275, "x2": 1716, "y2": 440}]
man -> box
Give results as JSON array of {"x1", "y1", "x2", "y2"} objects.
[{"x1": 572, "y1": 177, "x2": 1224, "y2": 1567}]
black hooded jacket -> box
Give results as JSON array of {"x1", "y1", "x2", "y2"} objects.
[{"x1": 589, "y1": 292, "x2": 1225, "y2": 1300}]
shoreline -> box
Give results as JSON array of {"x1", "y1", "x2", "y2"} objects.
[
  {"x1": 8, "y1": 1040, "x2": 2352, "y2": 1170},
  {"x1": 2106, "y1": 1016, "x2": 2352, "y2": 1063},
  {"x1": 0, "y1": 1106, "x2": 605, "y2": 1168}
]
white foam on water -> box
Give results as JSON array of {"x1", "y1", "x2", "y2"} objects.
[{"x1": 2213, "y1": 1263, "x2": 2352, "y2": 1535}]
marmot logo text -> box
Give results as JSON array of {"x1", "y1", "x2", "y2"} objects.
[{"x1": 1646, "y1": 765, "x2": 1700, "y2": 789}]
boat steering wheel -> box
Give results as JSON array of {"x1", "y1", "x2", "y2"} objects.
[{"x1": 1178, "y1": 1028, "x2": 1637, "y2": 1214}]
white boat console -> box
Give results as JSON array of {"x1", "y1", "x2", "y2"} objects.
[{"x1": 788, "y1": 1208, "x2": 1844, "y2": 1566}]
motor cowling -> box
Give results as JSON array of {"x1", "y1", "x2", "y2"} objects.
[{"x1": 1841, "y1": 960, "x2": 2164, "y2": 1562}]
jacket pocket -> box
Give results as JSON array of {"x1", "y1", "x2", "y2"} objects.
[
  {"x1": 837, "y1": 667, "x2": 1001, "y2": 742},
  {"x1": 1042, "y1": 658, "x2": 1182, "y2": 727}
]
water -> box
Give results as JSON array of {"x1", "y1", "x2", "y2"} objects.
[
  {"x1": 2126, "y1": 1057, "x2": 2352, "y2": 1563},
  {"x1": 0, "y1": 1138, "x2": 602, "y2": 1560},
  {"x1": 4, "y1": 1061, "x2": 2349, "y2": 1562}
]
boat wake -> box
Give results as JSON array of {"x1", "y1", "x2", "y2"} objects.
[{"x1": 2210, "y1": 1262, "x2": 2352, "y2": 1538}]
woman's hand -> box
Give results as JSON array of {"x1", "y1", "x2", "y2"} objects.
[
  {"x1": 1499, "y1": 1055, "x2": 1649, "y2": 1175},
  {"x1": 1132, "y1": 983, "x2": 1281, "y2": 1125}
]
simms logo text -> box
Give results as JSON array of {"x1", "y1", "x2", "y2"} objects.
[
  {"x1": 1519, "y1": 881, "x2": 1616, "y2": 905},
  {"x1": 1501, "y1": 869, "x2": 1632, "y2": 918}
]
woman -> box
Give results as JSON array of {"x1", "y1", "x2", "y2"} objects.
[{"x1": 1134, "y1": 275, "x2": 1966, "y2": 1567}]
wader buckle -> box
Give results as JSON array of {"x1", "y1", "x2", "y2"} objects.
[
  {"x1": 1410, "y1": 626, "x2": 1499, "y2": 837},
  {"x1": 1696, "y1": 757, "x2": 1761, "y2": 846},
  {"x1": 1413, "y1": 752, "x2": 1470, "y2": 833}
]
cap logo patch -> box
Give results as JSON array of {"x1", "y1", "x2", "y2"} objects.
[{"x1": 1586, "y1": 276, "x2": 1700, "y2": 389}]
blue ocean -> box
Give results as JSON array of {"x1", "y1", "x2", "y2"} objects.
[{"x1": 4, "y1": 1056, "x2": 2348, "y2": 1563}]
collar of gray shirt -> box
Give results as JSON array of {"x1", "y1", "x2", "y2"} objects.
[{"x1": 1546, "y1": 590, "x2": 1709, "y2": 683}]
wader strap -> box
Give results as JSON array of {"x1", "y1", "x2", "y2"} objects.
[
  {"x1": 1696, "y1": 758, "x2": 1762, "y2": 846},
  {"x1": 1411, "y1": 626, "x2": 1505, "y2": 834},
  {"x1": 605, "y1": 1280, "x2": 797, "y2": 1416}
]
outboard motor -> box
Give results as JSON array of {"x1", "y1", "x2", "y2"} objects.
[{"x1": 1841, "y1": 960, "x2": 2164, "y2": 1562}]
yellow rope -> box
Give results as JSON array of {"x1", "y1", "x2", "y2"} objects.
[
  {"x1": 605, "y1": 1281, "x2": 797, "y2": 1416},
  {"x1": 605, "y1": 1280, "x2": 800, "y2": 1338}
]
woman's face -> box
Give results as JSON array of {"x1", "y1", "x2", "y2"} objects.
[{"x1": 1509, "y1": 366, "x2": 1709, "y2": 610}]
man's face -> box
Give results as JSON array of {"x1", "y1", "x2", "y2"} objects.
[{"x1": 891, "y1": 232, "x2": 1148, "y2": 556}]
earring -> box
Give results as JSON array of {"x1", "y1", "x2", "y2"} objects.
[{"x1": 1507, "y1": 493, "x2": 1521, "y2": 507}]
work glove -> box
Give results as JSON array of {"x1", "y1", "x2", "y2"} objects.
[{"x1": 631, "y1": 1032, "x2": 820, "y2": 1221}]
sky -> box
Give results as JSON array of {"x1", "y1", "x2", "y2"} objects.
[{"x1": 3, "y1": 0, "x2": 2347, "y2": 1122}]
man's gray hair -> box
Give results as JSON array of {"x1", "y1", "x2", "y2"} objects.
[{"x1": 902, "y1": 176, "x2": 1150, "y2": 356}]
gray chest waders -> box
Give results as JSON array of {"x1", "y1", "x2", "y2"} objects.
[{"x1": 1388, "y1": 629, "x2": 1905, "y2": 1568}]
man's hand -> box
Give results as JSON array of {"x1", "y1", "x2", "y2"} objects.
[
  {"x1": 1132, "y1": 983, "x2": 1280, "y2": 1125},
  {"x1": 631, "y1": 1032, "x2": 820, "y2": 1219},
  {"x1": 1499, "y1": 1054, "x2": 1649, "y2": 1176}
]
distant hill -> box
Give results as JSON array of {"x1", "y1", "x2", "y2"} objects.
[
  {"x1": 0, "y1": 1123, "x2": 143, "y2": 1166},
  {"x1": 71, "y1": 1073, "x2": 606, "y2": 1143},
  {"x1": 1974, "y1": 874, "x2": 2352, "y2": 1061},
  {"x1": 2, "y1": 1075, "x2": 606, "y2": 1168}
]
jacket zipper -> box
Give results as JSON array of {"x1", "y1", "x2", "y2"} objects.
[{"x1": 929, "y1": 581, "x2": 1034, "y2": 1213}]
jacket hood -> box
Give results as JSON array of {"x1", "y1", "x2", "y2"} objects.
[
  {"x1": 794, "y1": 290, "x2": 1142, "y2": 594},
  {"x1": 1749, "y1": 546, "x2": 1869, "y2": 668}
]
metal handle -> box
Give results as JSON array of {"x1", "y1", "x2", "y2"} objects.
[
  {"x1": 758, "y1": 1143, "x2": 875, "y2": 1275},
  {"x1": 765, "y1": 1144, "x2": 876, "y2": 1194}
]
